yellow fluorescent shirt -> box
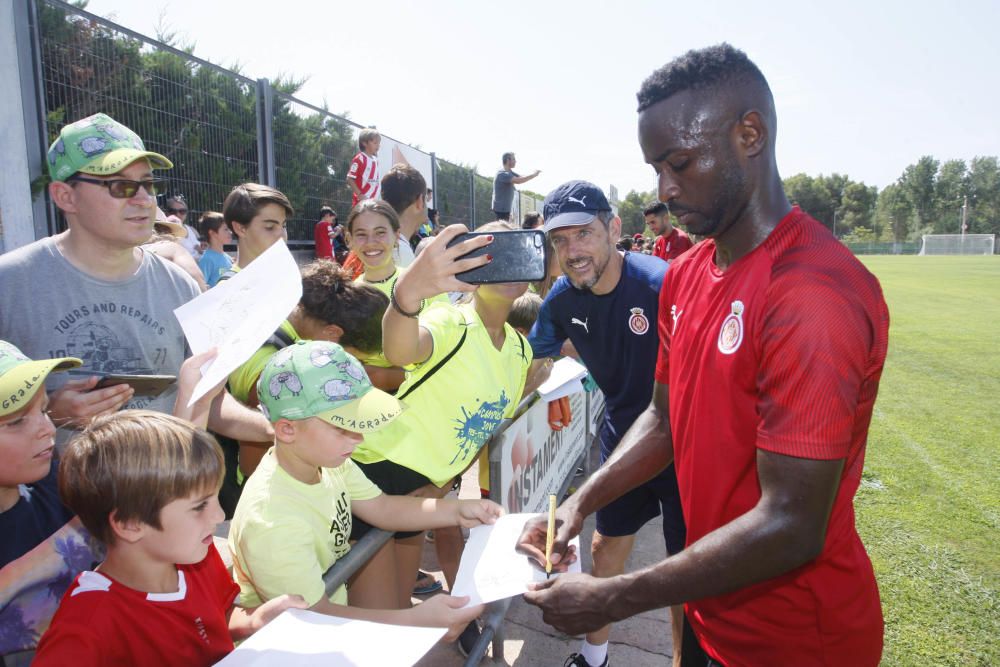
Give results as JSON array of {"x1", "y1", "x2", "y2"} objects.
[
  {"x1": 228, "y1": 448, "x2": 382, "y2": 608},
  {"x1": 355, "y1": 267, "x2": 448, "y2": 368},
  {"x1": 352, "y1": 302, "x2": 531, "y2": 487},
  {"x1": 228, "y1": 320, "x2": 300, "y2": 403}
]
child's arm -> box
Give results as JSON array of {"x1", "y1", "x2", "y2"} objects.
[
  {"x1": 352, "y1": 494, "x2": 503, "y2": 533},
  {"x1": 172, "y1": 348, "x2": 226, "y2": 428},
  {"x1": 384, "y1": 226, "x2": 490, "y2": 367},
  {"x1": 228, "y1": 593, "x2": 308, "y2": 640},
  {"x1": 309, "y1": 594, "x2": 484, "y2": 643}
]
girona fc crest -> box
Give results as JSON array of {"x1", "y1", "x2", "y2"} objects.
[
  {"x1": 717, "y1": 300, "x2": 745, "y2": 354},
  {"x1": 628, "y1": 307, "x2": 649, "y2": 335}
]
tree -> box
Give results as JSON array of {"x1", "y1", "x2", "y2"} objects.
[
  {"x1": 898, "y1": 156, "x2": 939, "y2": 232},
  {"x1": 616, "y1": 189, "x2": 656, "y2": 238},
  {"x1": 875, "y1": 183, "x2": 913, "y2": 243},
  {"x1": 968, "y1": 156, "x2": 1000, "y2": 237},
  {"x1": 840, "y1": 182, "x2": 878, "y2": 233},
  {"x1": 932, "y1": 159, "x2": 968, "y2": 234}
]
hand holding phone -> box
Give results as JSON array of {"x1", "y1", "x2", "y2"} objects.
[
  {"x1": 446, "y1": 229, "x2": 546, "y2": 284},
  {"x1": 391, "y1": 225, "x2": 492, "y2": 309}
]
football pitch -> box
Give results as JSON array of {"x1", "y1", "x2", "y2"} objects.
[{"x1": 855, "y1": 256, "x2": 999, "y2": 666}]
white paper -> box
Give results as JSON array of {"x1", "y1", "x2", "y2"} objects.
[
  {"x1": 174, "y1": 240, "x2": 302, "y2": 406},
  {"x1": 451, "y1": 513, "x2": 582, "y2": 607},
  {"x1": 537, "y1": 356, "x2": 588, "y2": 402},
  {"x1": 216, "y1": 608, "x2": 446, "y2": 666}
]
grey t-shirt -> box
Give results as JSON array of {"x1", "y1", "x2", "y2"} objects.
[
  {"x1": 0, "y1": 236, "x2": 200, "y2": 431},
  {"x1": 491, "y1": 169, "x2": 519, "y2": 213}
]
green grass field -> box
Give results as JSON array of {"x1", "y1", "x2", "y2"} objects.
[{"x1": 855, "y1": 256, "x2": 999, "y2": 666}]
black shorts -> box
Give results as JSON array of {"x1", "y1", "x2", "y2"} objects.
[
  {"x1": 594, "y1": 459, "x2": 686, "y2": 555},
  {"x1": 350, "y1": 459, "x2": 437, "y2": 540},
  {"x1": 492, "y1": 210, "x2": 511, "y2": 221}
]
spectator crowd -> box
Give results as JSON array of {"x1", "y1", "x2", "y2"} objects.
[{"x1": 0, "y1": 44, "x2": 888, "y2": 667}]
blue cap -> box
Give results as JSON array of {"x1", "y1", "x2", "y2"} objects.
[{"x1": 542, "y1": 180, "x2": 612, "y2": 233}]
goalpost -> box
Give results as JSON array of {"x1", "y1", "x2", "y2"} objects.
[{"x1": 918, "y1": 234, "x2": 996, "y2": 255}]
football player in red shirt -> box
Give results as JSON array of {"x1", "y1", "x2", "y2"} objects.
[
  {"x1": 644, "y1": 200, "x2": 694, "y2": 261},
  {"x1": 519, "y1": 44, "x2": 888, "y2": 667}
]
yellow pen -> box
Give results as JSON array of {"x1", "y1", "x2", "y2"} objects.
[{"x1": 545, "y1": 493, "x2": 556, "y2": 578}]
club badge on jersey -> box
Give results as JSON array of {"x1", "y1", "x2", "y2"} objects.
[
  {"x1": 628, "y1": 307, "x2": 650, "y2": 335},
  {"x1": 717, "y1": 300, "x2": 745, "y2": 354}
]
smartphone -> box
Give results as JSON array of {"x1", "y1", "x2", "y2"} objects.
[
  {"x1": 95, "y1": 374, "x2": 177, "y2": 398},
  {"x1": 447, "y1": 230, "x2": 547, "y2": 284}
]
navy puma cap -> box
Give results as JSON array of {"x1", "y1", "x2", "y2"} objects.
[{"x1": 542, "y1": 180, "x2": 612, "y2": 233}]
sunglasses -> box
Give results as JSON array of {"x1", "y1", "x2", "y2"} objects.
[
  {"x1": 68, "y1": 176, "x2": 166, "y2": 199},
  {"x1": 167, "y1": 207, "x2": 188, "y2": 214}
]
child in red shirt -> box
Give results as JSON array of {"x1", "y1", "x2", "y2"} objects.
[{"x1": 34, "y1": 358, "x2": 305, "y2": 666}]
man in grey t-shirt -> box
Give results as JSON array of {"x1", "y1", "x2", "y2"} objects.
[
  {"x1": 491, "y1": 152, "x2": 540, "y2": 221},
  {"x1": 0, "y1": 113, "x2": 271, "y2": 444}
]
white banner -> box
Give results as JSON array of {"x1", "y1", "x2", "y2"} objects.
[
  {"x1": 498, "y1": 392, "x2": 588, "y2": 513},
  {"x1": 375, "y1": 136, "x2": 433, "y2": 206}
]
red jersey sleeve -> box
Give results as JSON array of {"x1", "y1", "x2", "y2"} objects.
[
  {"x1": 653, "y1": 235, "x2": 667, "y2": 260},
  {"x1": 755, "y1": 269, "x2": 874, "y2": 460},
  {"x1": 347, "y1": 153, "x2": 363, "y2": 183},
  {"x1": 33, "y1": 604, "x2": 103, "y2": 666},
  {"x1": 654, "y1": 267, "x2": 674, "y2": 384}
]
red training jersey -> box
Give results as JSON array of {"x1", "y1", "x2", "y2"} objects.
[
  {"x1": 34, "y1": 544, "x2": 240, "y2": 667},
  {"x1": 655, "y1": 207, "x2": 888, "y2": 666},
  {"x1": 315, "y1": 220, "x2": 335, "y2": 259},
  {"x1": 348, "y1": 151, "x2": 380, "y2": 205},
  {"x1": 653, "y1": 227, "x2": 694, "y2": 262}
]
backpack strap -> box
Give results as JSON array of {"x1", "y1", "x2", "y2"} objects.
[
  {"x1": 396, "y1": 308, "x2": 473, "y2": 402},
  {"x1": 217, "y1": 267, "x2": 238, "y2": 282},
  {"x1": 397, "y1": 326, "x2": 467, "y2": 402},
  {"x1": 263, "y1": 326, "x2": 296, "y2": 351}
]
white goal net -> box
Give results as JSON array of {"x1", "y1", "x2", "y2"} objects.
[{"x1": 918, "y1": 234, "x2": 996, "y2": 255}]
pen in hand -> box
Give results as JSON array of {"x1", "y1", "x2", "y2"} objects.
[{"x1": 545, "y1": 493, "x2": 556, "y2": 579}]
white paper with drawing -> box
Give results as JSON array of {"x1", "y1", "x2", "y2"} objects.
[
  {"x1": 537, "y1": 356, "x2": 588, "y2": 402},
  {"x1": 452, "y1": 512, "x2": 582, "y2": 607},
  {"x1": 174, "y1": 240, "x2": 302, "y2": 406},
  {"x1": 215, "y1": 608, "x2": 445, "y2": 666}
]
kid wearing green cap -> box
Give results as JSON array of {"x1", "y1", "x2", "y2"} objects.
[
  {"x1": 228, "y1": 340, "x2": 499, "y2": 640},
  {"x1": 0, "y1": 341, "x2": 92, "y2": 663},
  {"x1": 0, "y1": 112, "x2": 271, "y2": 450}
]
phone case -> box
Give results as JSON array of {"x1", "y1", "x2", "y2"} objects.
[
  {"x1": 447, "y1": 230, "x2": 547, "y2": 284},
  {"x1": 96, "y1": 374, "x2": 177, "y2": 398}
]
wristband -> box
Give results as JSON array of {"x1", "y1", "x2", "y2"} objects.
[{"x1": 390, "y1": 282, "x2": 424, "y2": 318}]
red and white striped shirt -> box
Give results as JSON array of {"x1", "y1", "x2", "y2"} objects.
[{"x1": 348, "y1": 152, "x2": 380, "y2": 205}]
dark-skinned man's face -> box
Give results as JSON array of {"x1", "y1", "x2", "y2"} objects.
[{"x1": 638, "y1": 90, "x2": 749, "y2": 239}]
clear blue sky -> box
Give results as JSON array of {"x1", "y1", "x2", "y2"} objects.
[{"x1": 87, "y1": 0, "x2": 1000, "y2": 200}]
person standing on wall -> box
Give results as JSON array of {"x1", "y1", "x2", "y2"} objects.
[{"x1": 491, "y1": 152, "x2": 540, "y2": 221}]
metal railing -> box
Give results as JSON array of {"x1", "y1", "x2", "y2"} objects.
[{"x1": 318, "y1": 391, "x2": 602, "y2": 667}]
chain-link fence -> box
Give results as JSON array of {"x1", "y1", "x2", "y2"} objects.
[
  {"x1": 28, "y1": 0, "x2": 543, "y2": 243},
  {"x1": 36, "y1": 0, "x2": 261, "y2": 230}
]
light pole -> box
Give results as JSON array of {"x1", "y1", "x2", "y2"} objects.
[{"x1": 833, "y1": 209, "x2": 838, "y2": 237}]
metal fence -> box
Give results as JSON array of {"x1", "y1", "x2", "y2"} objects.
[
  {"x1": 843, "y1": 241, "x2": 922, "y2": 255},
  {"x1": 27, "y1": 0, "x2": 542, "y2": 241}
]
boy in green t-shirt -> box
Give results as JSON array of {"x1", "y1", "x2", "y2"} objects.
[{"x1": 228, "y1": 340, "x2": 499, "y2": 640}]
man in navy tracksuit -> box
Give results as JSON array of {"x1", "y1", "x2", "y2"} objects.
[{"x1": 528, "y1": 181, "x2": 686, "y2": 667}]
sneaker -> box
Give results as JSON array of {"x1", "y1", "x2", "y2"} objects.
[
  {"x1": 457, "y1": 620, "x2": 484, "y2": 659},
  {"x1": 412, "y1": 570, "x2": 443, "y2": 595},
  {"x1": 564, "y1": 652, "x2": 609, "y2": 667}
]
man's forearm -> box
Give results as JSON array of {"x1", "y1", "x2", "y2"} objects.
[{"x1": 603, "y1": 453, "x2": 844, "y2": 623}]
